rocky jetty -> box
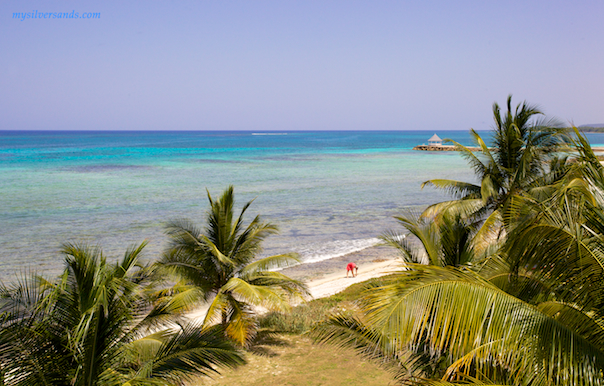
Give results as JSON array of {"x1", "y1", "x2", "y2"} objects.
[{"x1": 413, "y1": 145, "x2": 481, "y2": 151}]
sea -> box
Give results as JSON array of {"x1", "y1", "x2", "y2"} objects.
[{"x1": 2, "y1": 130, "x2": 603, "y2": 281}]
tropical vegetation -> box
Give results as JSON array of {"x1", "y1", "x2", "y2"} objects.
[
  {"x1": 160, "y1": 185, "x2": 309, "y2": 346},
  {"x1": 422, "y1": 95, "x2": 569, "y2": 240},
  {"x1": 380, "y1": 210, "x2": 485, "y2": 268},
  {"x1": 0, "y1": 241, "x2": 244, "y2": 386},
  {"x1": 313, "y1": 97, "x2": 604, "y2": 385},
  {"x1": 3, "y1": 96, "x2": 604, "y2": 385}
]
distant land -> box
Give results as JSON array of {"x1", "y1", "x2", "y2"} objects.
[{"x1": 579, "y1": 124, "x2": 604, "y2": 133}]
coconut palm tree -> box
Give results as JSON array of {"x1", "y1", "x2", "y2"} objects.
[
  {"x1": 316, "y1": 203, "x2": 604, "y2": 384},
  {"x1": 422, "y1": 95, "x2": 569, "y2": 238},
  {"x1": 313, "y1": 211, "x2": 489, "y2": 383},
  {"x1": 380, "y1": 210, "x2": 489, "y2": 268},
  {"x1": 0, "y1": 241, "x2": 244, "y2": 386},
  {"x1": 315, "y1": 210, "x2": 493, "y2": 382},
  {"x1": 314, "y1": 129, "x2": 604, "y2": 385},
  {"x1": 160, "y1": 186, "x2": 309, "y2": 345}
]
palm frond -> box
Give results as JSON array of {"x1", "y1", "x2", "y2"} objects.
[
  {"x1": 135, "y1": 286, "x2": 205, "y2": 333},
  {"x1": 147, "y1": 324, "x2": 245, "y2": 382},
  {"x1": 420, "y1": 199, "x2": 484, "y2": 222},
  {"x1": 161, "y1": 186, "x2": 303, "y2": 345},
  {"x1": 421, "y1": 179, "x2": 481, "y2": 200},
  {"x1": 0, "y1": 241, "x2": 243, "y2": 385},
  {"x1": 239, "y1": 253, "x2": 301, "y2": 277},
  {"x1": 380, "y1": 231, "x2": 424, "y2": 264},
  {"x1": 224, "y1": 299, "x2": 257, "y2": 346},
  {"x1": 222, "y1": 277, "x2": 290, "y2": 313},
  {"x1": 311, "y1": 313, "x2": 415, "y2": 379},
  {"x1": 538, "y1": 301, "x2": 604, "y2": 351},
  {"x1": 198, "y1": 234, "x2": 236, "y2": 268},
  {"x1": 391, "y1": 213, "x2": 441, "y2": 265},
  {"x1": 246, "y1": 271, "x2": 310, "y2": 299},
  {"x1": 363, "y1": 265, "x2": 604, "y2": 385},
  {"x1": 203, "y1": 291, "x2": 230, "y2": 327}
]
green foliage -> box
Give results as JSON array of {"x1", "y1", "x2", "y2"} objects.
[
  {"x1": 313, "y1": 97, "x2": 604, "y2": 385},
  {"x1": 160, "y1": 186, "x2": 309, "y2": 345},
  {"x1": 0, "y1": 242, "x2": 244, "y2": 386},
  {"x1": 381, "y1": 210, "x2": 484, "y2": 267},
  {"x1": 259, "y1": 305, "x2": 324, "y2": 334},
  {"x1": 258, "y1": 279, "x2": 384, "y2": 334},
  {"x1": 422, "y1": 95, "x2": 570, "y2": 237},
  {"x1": 578, "y1": 126, "x2": 604, "y2": 133}
]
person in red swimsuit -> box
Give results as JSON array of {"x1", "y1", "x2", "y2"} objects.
[{"x1": 346, "y1": 262, "x2": 358, "y2": 277}]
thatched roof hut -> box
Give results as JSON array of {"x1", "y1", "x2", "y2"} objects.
[{"x1": 428, "y1": 134, "x2": 442, "y2": 146}]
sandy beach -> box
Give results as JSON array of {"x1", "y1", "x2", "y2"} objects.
[
  {"x1": 186, "y1": 245, "x2": 403, "y2": 321},
  {"x1": 300, "y1": 258, "x2": 401, "y2": 299},
  {"x1": 280, "y1": 245, "x2": 402, "y2": 298}
]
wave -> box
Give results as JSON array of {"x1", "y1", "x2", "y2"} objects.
[
  {"x1": 251, "y1": 133, "x2": 288, "y2": 135},
  {"x1": 295, "y1": 237, "x2": 381, "y2": 264}
]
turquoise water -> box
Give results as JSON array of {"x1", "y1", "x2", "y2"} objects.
[{"x1": 2, "y1": 130, "x2": 603, "y2": 280}]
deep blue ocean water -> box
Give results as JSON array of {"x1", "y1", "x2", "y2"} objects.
[{"x1": 2, "y1": 130, "x2": 604, "y2": 281}]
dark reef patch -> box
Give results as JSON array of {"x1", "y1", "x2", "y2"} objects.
[{"x1": 63, "y1": 164, "x2": 153, "y2": 173}]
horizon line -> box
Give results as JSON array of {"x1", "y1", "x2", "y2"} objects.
[{"x1": 0, "y1": 128, "x2": 485, "y2": 133}]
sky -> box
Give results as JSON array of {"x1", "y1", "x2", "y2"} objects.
[{"x1": 1, "y1": 0, "x2": 603, "y2": 131}]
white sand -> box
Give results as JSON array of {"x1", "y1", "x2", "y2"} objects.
[
  {"x1": 185, "y1": 258, "x2": 403, "y2": 322},
  {"x1": 304, "y1": 259, "x2": 401, "y2": 298}
]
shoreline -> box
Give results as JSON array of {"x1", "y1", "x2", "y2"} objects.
[
  {"x1": 280, "y1": 245, "x2": 401, "y2": 298},
  {"x1": 185, "y1": 245, "x2": 402, "y2": 321},
  {"x1": 301, "y1": 258, "x2": 401, "y2": 299}
]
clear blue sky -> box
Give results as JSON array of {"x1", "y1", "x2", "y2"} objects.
[{"x1": 1, "y1": 1, "x2": 603, "y2": 131}]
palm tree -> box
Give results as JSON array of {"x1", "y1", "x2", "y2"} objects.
[
  {"x1": 314, "y1": 129, "x2": 604, "y2": 385},
  {"x1": 380, "y1": 210, "x2": 488, "y2": 268},
  {"x1": 0, "y1": 241, "x2": 244, "y2": 386},
  {"x1": 315, "y1": 210, "x2": 493, "y2": 382},
  {"x1": 312, "y1": 209, "x2": 490, "y2": 382},
  {"x1": 422, "y1": 95, "x2": 569, "y2": 238},
  {"x1": 316, "y1": 203, "x2": 604, "y2": 384},
  {"x1": 160, "y1": 186, "x2": 309, "y2": 345}
]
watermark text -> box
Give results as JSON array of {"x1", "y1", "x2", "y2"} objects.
[{"x1": 13, "y1": 10, "x2": 100, "y2": 21}]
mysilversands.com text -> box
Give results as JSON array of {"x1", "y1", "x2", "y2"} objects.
[{"x1": 13, "y1": 11, "x2": 100, "y2": 21}]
